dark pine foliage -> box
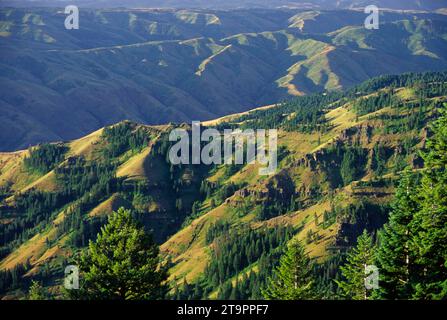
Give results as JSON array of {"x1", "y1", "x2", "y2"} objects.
[
  {"x1": 24, "y1": 143, "x2": 68, "y2": 174},
  {"x1": 175, "y1": 226, "x2": 294, "y2": 300},
  {"x1": 101, "y1": 122, "x2": 149, "y2": 158}
]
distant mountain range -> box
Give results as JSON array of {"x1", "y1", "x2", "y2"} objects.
[
  {"x1": 1, "y1": 7, "x2": 447, "y2": 151},
  {"x1": 1, "y1": 0, "x2": 446, "y2": 10}
]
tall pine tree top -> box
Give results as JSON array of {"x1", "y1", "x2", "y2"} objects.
[
  {"x1": 413, "y1": 104, "x2": 447, "y2": 299},
  {"x1": 375, "y1": 170, "x2": 421, "y2": 299},
  {"x1": 262, "y1": 239, "x2": 315, "y2": 300},
  {"x1": 337, "y1": 230, "x2": 376, "y2": 300},
  {"x1": 71, "y1": 207, "x2": 168, "y2": 300}
]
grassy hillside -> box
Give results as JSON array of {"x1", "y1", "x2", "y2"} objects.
[
  {"x1": 0, "y1": 71, "x2": 446, "y2": 299},
  {"x1": 1, "y1": 8, "x2": 447, "y2": 151}
]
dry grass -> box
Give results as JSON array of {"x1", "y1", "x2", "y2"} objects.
[
  {"x1": 67, "y1": 127, "x2": 104, "y2": 159},
  {"x1": 278, "y1": 130, "x2": 320, "y2": 157},
  {"x1": 0, "y1": 227, "x2": 57, "y2": 270},
  {"x1": 161, "y1": 204, "x2": 230, "y2": 283},
  {"x1": 20, "y1": 171, "x2": 59, "y2": 193},
  {"x1": 202, "y1": 104, "x2": 277, "y2": 126},
  {"x1": 0, "y1": 127, "x2": 103, "y2": 195},
  {"x1": 253, "y1": 199, "x2": 338, "y2": 261},
  {"x1": 395, "y1": 87, "x2": 416, "y2": 101},
  {"x1": 116, "y1": 146, "x2": 151, "y2": 179},
  {"x1": 89, "y1": 193, "x2": 131, "y2": 217},
  {"x1": 325, "y1": 105, "x2": 359, "y2": 132},
  {"x1": 0, "y1": 150, "x2": 42, "y2": 192}
]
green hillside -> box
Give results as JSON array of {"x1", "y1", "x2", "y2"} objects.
[
  {"x1": 1, "y1": 8, "x2": 447, "y2": 151},
  {"x1": 0, "y1": 71, "x2": 446, "y2": 299}
]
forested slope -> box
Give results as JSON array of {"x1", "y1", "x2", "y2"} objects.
[{"x1": 1, "y1": 71, "x2": 446, "y2": 299}]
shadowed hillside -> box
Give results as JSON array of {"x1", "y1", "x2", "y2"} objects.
[{"x1": 1, "y1": 8, "x2": 447, "y2": 150}]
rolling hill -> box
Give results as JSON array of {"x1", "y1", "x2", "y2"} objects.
[
  {"x1": 1, "y1": 8, "x2": 447, "y2": 151},
  {"x1": 0, "y1": 70, "x2": 446, "y2": 299}
]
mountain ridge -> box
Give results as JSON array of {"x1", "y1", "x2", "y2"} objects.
[
  {"x1": 1, "y1": 70, "x2": 446, "y2": 298},
  {"x1": 2, "y1": 1, "x2": 446, "y2": 11},
  {"x1": 1, "y1": 8, "x2": 447, "y2": 151}
]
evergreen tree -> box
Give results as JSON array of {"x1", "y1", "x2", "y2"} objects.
[
  {"x1": 341, "y1": 149, "x2": 356, "y2": 186},
  {"x1": 218, "y1": 282, "x2": 232, "y2": 300},
  {"x1": 337, "y1": 230, "x2": 376, "y2": 300},
  {"x1": 229, "y1": 279, "x2": 240, "y2": 300},
  {"x1": 413, "y1": 104, "x2": 447, "y2": 299},
  {"x1": 262, "y1": 239, "x2": 314, "y2": 300},
  {"x1": 70, "y1": 207, "x2": 168, "y2": 300},
  {"x1": 28, "y1": 280, "x2": 47, "y2": 300},
  {"x1": 375, "y1": 170, "x2": 421, "y2": 299}
]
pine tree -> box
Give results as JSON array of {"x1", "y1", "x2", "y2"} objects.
[
  {"x1": 28, "y1": 280, "x2": 47, "y2": 300},
  {"x1": 70, "y1": 207, "x2": 168, "y2": 300},
  {"x1": 375, "y1": 170, "x2": 421, "y2": 299},
  {"x1": 218, "y1": 281, "x2": 232, "y2": 300},
  {"x1": 229, "y1": 279, "x2": 240, "y2": 300},
  {"x1": 181, "y1": 278, "x2": 191, "y2": 299},
  {"x1": 193, "y1": 281, "x2": 203, "y2": 299},
  {"x1": 336, "y1": 230, "x2": 376, "y2": 300},
  {"x1": 413, "y1": 104, "x2": 447, "y2": 299},
  {"x1": 341, "y1": 148, "x2": 356, "y2": 186},
  {"x1": 262, "y1": 239, "x2": 314, "y2": 300}
]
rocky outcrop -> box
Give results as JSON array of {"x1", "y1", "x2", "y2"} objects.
[
  {"x1": 230, "y1": 171, "x2": 295, "y2": 206},
  {"x1": 339, "y1": 124, "x2": 373, "y2": 144}
]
